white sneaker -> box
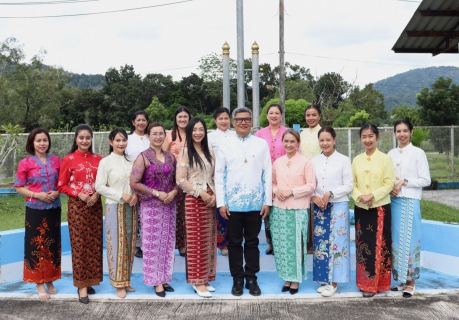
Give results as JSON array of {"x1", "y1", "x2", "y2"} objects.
[
  {"x1": 321, "y1": 285, "x2": 338, "y2": 297},
  {"x1": 317, "y1": 285, "x2": 326, "y2": 293}
]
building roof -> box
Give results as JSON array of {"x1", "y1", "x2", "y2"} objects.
[{"x1": 392, "y1": 0, "x2": 459, "y2": 56}]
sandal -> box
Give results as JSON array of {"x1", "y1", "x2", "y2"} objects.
[
  {"x1": 390, "y1": 283, "x2": 406, "y2": 291},
  {"x1": 403, "y1": 285, "x2": 415, "y2": 298},
  {"x1": 45, "y1": 282, "x2": 58, "y2": 295},
  {"x1": 36, "y1": 284, "x2": 50, "y2": 300},
  {"x1": 125, "y1": 286, "x2": 136, "y2": 292}
]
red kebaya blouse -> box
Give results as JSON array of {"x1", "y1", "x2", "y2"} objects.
[{"x1": 58, "y1": 150, "x2": 102, "y2": 198}]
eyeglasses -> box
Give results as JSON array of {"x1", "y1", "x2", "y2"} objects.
[
  {"x1": 150, "y1": 132, "x2": 165, "y2": 137},
  {"x1": 234, "y1": 117, "x2": 252, "y2": 124}
]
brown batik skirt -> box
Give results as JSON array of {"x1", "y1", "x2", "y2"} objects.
[{"x1": 67, "y1": 196, "x2": 103, "y2": 288}]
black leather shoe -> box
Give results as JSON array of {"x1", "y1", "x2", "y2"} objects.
[
  {"x1": 265, "y1": 247, "x2": 274, "y2": 255},
  {"x1": 87, "y1": 286, "x2": 96, "y2": 295},
  {"x1": 281, "y1": 285, "x2": 290, "y2": 292},
  {"x1": 231, "y1": 280, "x2": 244, "y2": 296},
  {"x1": 163, "y1": 284, "x2": 175, "y2": 292},
  {"x1": 245, "y1": 280, "x2": 261, "y2": 296},
  {"x1": 155, "y1": 290, "x2": 166, "y2": 298},
  {"x1": 289, "y1": 286, "x2": 299, "y2": 295},
  {"x1": 135, "y1": 249, "x2": 143, "y2": 258},
  {"x1": 77, "y1": 288, "x2": 89, "y2": 304}
]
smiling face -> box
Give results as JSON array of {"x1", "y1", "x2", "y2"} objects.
[
  {"x1": 360, "y1": 128, "x2": 378, "y2": 153},
  {"x1": 176, "y1": 111, "x2": 190, "y2": 129},
  {"x1": 109, "y1": 132, "x2": 128, "y2": 156},
  {"x1": 395, "y1": 123, "x2": 412, "y2": 148},
  {"x1": 33, "y1": 133, "x2": 49, "y2": 157},
  {"x1": 132, "y1": 114, "x2": 148, "y2": 135},
  {"x1": 267, "y1": 106, "x2": 282, "y2": 127},
  {"x1": 148, "y1": 126, "x2": 166, "y2": 148},
  {"x1": 282, "y1": 132, "x2": 299, "y2": 156},
  {"x1": 191, "y1": 121, "x2": 206, "y2": 144},
  {"x1": 318, "y1": 131, "x2": 336, "y2": 156},
  {"x1": 232, "y1": 111, "x2": 253, "y2": 137},
  {"x1": 215, "y1": 112, "x2": 230, "y2": 131},
  {"x1": 76, "y1": 130, "x2": 92, "y2": 153},
  {"x1": 305, "y1": 107, "x2": 320, "y2": 128}
]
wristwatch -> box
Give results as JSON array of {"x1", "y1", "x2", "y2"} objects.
[
  {"x1": 329, "y1": 191, "x2": 334, "y2": 198},
  {"x1": 154, "y1": 190, "x2": 160, "y2": 197},
  {"x1": 404, "y1": 179, "x2": 408, "y2": 186}
]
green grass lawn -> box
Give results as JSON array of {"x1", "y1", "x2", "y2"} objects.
[
  {"x1": 0, "y1": 196, "x2": 69, "y2": 231},
  {"x1": 347, "y1": 197, "x2": 458, "y2": 223}
]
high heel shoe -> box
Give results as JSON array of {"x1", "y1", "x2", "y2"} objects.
[
  {"x1": 205, "y1": 284, "x2": 216, "y2": 292},
  {"x1": 163, "y1": 284, "x2": 175, "y2": 292},
  {"x1": 77, "y1": 288, "x2": 89, "y2": 304},
  {"x1": 193, "y1": 285, "x2": 212, "y2": 298}
]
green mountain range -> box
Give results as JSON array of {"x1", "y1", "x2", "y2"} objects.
[{"x1": 374, "y1": 66, "x2": 459, "y2": 111}]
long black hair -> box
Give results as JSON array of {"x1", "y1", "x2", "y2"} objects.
[
  {"x1": 129, "y1": 110, "x2": 149, "y2": 135},
  {"x1": 109, "y1": 128, "x2": 129, "y2": 161},
  {"x1": 185, "y1": 117, "x2": 212, "y2": 169},
  {"x1": 69, "y1": 124, "x2": 94, "y2": 154},
  {"x1": 171, "y1": 106, "x2": 191, "y2": 142}
]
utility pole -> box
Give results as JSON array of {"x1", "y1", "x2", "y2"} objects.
[
  {"x1": 279, "y1": 0, "x2": 286, "y2": 125},
  {"x1": 236, "y1": 0, "x2": 245, "y2": 108}
]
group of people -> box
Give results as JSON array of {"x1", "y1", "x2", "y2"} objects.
[{"x1": 14, "y1": 103, "x2": 430, "y2": 302}]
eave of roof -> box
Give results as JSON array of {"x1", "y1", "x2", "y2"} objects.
[{"x1": 392, "y1": 0, "x2": 459, "y2": 56}]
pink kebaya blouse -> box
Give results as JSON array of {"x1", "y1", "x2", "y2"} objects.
[
  {"x1": 272, "y1": 153, "x2": 316, "y2": 210},
  {"x1": 255, "y1": 126, "x2": 288, "y2": 164},
  {"x1": 165, "y1": 131, "x2": 186, "y2": 160},
  {"x1": 58, "y1": 150, "x2": 102, "y2": 198},
  {"x1": 14, "y1": 154, "x2": 61, "y2": 209}
]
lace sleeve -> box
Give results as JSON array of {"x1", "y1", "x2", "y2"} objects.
[
  {"x1": 176, "y1": 147, "x2": 200, "y2": 197},
  {"x1": 130, "y1": 153, "x2": 153, "y2": 201}
]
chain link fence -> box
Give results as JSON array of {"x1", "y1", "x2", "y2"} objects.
[{"x1": 1, "y1": 127, "x2": 458, "y2": 186}]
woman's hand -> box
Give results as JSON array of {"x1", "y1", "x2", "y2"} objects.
[
  {"x1": 163, "y1": 190, "x2": 178, "y2": 204},
  {"x1": 78, "y1": 192, "x2": 90, "y2": 203},
  {"x1": 129, "y1": 194, "x2": 138, "y2": 206},
  {"x1": 36, "y1": 191, "x2": 53, "y2": 203},
  {"x1": 311, "y1": 195, "x2": 323, "y2": 208},
  {"x1": 358, "y1": 194, "x2": 374, "y2": 207},
  {"x1": 391, "y1": 180, "x2": 405, "y2": 197},
  {"x1": 274, "y1": 190, "x2": 292, "y2": 201},
  {"x1": 86, "y1": 192, "x2": 100, "y2": 207},
  {"x1": 205, "y1": 194, "x2": 216, "y2": 208},
  {"x1": 121, "y1": 193, "x2": 132, "y2": 203},
  {"x1": 200, "y1": 190, "x2": 211, "y2": 203}
]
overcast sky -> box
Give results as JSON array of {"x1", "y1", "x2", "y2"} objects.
[{"x1": 1, "y1": 0, "x2": 458, "y2": 87}]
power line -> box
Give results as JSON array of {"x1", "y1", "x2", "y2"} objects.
[
  {"x1": 0, "y1": 0, "x2": 99, "y2": 5},
  {"x1": 0, "y1": 0, "x2": 192, "y2": 18}
]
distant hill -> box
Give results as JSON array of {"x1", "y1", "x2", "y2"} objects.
[
  {"x1": 374, "y1": 66, "x2": 459, "y2": 111},
  {"x1": 68, "y1": 73, "x2": 105, "y2": 90}
]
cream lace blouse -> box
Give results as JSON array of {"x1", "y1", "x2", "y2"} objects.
[{"x1": 176, "y1": 147, "x2": 215, "y2": 197}]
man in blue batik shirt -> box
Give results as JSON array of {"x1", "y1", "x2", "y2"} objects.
[{"x1": 215, "y1": 106, "x2": 272, "y2": 297}]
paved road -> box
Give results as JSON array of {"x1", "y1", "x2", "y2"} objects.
[
  {"x1": 1, "y1": 295, "x2": 459, "y2": 320},
  {"x1": 423, "y1": 190, "x2": 459, "y2": 209}
]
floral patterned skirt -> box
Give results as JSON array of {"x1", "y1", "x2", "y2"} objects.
[
  {"x1": 270, "y1": 206, "x2": 308, "y2": 283},
  {"x1": 312, "y1": 202, "x2": 350, "y2": 284},
  {"x1": 391, "y1": 196, "x2": 421, "y2": 283},
  {"x1": 355, "y1": 204, "x2": 392, "y2": 293},
  {"x1": 23, "y1": 207, "x2": 61, "y2": 284}
]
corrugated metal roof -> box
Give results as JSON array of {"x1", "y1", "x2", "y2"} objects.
[{"x1": 392, "y1": 0, "x2": 459, "y2": 55}]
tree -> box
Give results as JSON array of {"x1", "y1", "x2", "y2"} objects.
[
  {"x1": 390, "y1": 104, "x2": 420, "y2": 125},
  {"x1": 348, "y1": 83, "x2": 387, "y2": 124},
  {"x1": 348, "y1": 110, "x2": 370, "y2": 127},
  {"x1": 0, "y1": 37, "x2": 70, "y2": 131},
  {"x1": 417, "y1": 77, "x2": 459, "y2": 168}
]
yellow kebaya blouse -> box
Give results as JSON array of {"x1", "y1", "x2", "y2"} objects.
[
  {"x1": 299, "y1": 125, "x2": 322, "y2": 159},
  {"x1": 351, "y1": 148, "x2": 395, "y2": 210}
]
